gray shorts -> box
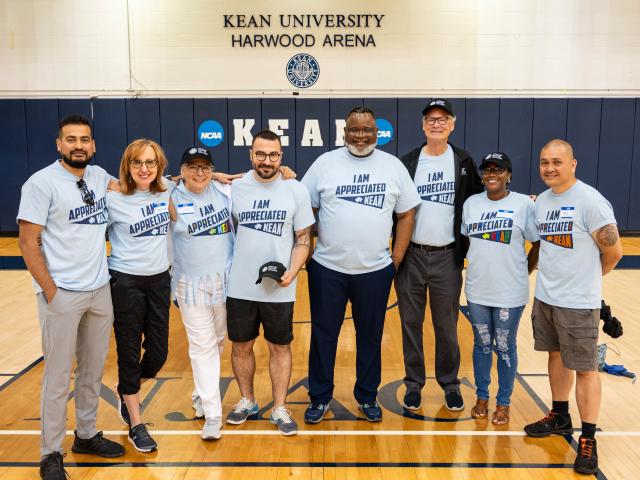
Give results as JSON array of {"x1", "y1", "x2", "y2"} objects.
[{"x1": 532, "y1": 298, "x2": 600, "y2": 371}]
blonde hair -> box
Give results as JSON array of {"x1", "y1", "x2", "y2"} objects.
[{"x1": 119, "y1": 139, "x2": 168, "y2": 195}]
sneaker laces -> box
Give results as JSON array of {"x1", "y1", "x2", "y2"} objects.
[
  {"x1": 362, "y1": 402, "x2": 378, "y2": 409},
  {"x1": 232, "y1": 397, "x2": 255, "y2": 413},
  {"x1": 579, "y1": 437, "x2": 595, "y2": 458},
  {"x1": 131, "y1": 422, "x2": 154, "y2": 439},
  {"x1": 537, "y1": 411, "x2": 558, "y2": 424},
  {"x1": 272, "y1": 407, "x2": 294, "y2": 424},
  {"x1": 310, "y1": 402, "x2": 325, "y2": 411}
]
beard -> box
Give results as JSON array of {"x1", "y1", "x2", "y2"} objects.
[
  {"x1": 61, "y1": 151, "x2": 94, "y2": 169},
  {"x1": 254, "y1": 164, "x2": 279, "y2": 180},
  {"x1": 346, "y1": 141, "x2": 377, "y2": 157}
]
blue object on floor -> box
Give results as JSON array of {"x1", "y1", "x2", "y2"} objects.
[{"x1": 602, "y1": 363, "x2": 636, "y2": 383}]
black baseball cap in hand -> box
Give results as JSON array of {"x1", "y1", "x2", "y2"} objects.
[{"x1": 255, "y1": 261, "x2": 287, "y2": 284}]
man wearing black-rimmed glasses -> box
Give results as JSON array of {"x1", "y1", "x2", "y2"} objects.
[
  {"x1": 395, "y1": 99, "x2": 483, "y2": 412},
  {"x1": 17, "y1": 114, "x2": 124, "y2": 480}
]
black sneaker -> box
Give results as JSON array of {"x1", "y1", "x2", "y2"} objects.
[
  {"x1": 403, "y1": 390, "x2": 421, "y2": 410},
  {"x1": 39, "y1": 452, "x2": 68, "y2": 480},
  {"x1": 115, "y1": 386, "x2": 131, "y2": 426},
  {"x1": 71, "y1": 431, "x2": 125, "y2": 458},
  {"x1": 574, "y1": 436, "x2": 598, "y2": 474},
  {"x1": 445, "y1": 391, "x2": 464, "y2": 411},
  {"x1": 128, "y1": 423, "x2": 158, "y2": 453},
  {"x1": 524, "y1": 411, "x2": 573, "y2": 438}
]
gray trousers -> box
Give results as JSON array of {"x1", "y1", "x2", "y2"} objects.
[
  {"x1": 395, "y1": 246, "x2": 462, "y2": 393},
  {"x1": 36, "y1": 284, "x2": 113, "y2": 457}
]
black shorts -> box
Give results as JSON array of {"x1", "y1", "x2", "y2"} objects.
[{"x1": 226, "y1": 297, "x2": 294, "y2": 345}]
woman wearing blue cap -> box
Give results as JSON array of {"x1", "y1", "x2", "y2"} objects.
[{"x1": 461, "y1": 152, "x2": 540, "y2": 425}]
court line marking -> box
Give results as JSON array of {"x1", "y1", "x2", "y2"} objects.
[{"x1": 1, "y1": 429, "x2": 639, "y2": 437}]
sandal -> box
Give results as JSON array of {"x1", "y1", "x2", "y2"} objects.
[
  {"x1": 471, "y1": 399, "x2": 489, "y2": 419},
  {"x1": 492, "y1": 405, "x2": 510, "y2": 425}
]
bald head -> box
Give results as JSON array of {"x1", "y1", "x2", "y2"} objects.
[{"x1": 541, "y1": 139, "x2": 574, "y2": 159}]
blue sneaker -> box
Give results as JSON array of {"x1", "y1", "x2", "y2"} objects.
[
  {"x1": 359, "y1": 401, "x2": 382, "y2": 422},
  {"x1": 226, "y1": 397, "x2": 259, "y2": 425},
  {"x1": 269, "y1": 407, "x2": 298, "y2": 436},
  {"x1": 304, "y1": 402, "x2": 330, "y2": 424}
]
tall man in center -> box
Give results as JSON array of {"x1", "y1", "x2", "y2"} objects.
[
  {"x1": 396, "y1": 99, "x2": 483, "y2": 411},
  {"x1": 225, "y1": 130, "x2": 315, "y2": 436},
  {"x1": 302, "y1": 106, "x2": 421, "y2": 423}
]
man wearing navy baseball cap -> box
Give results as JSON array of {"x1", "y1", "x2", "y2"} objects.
[{"x1": 395, "y1": 99, "x2": 483, "y2": 412}]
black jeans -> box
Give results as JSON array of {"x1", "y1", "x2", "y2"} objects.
[{"x1": 110, "y1": 269, "x2": 171, "y2": 395}]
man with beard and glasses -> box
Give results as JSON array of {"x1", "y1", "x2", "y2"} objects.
[
  {"x1": 17, "y1": 115, "x2": 125, "y2": 480},
  {"x1": 301, "y1": 106, "x2": 420, "y2": 423},
  {"x1": 224, "y1": 130, "x2": 314, "y2": 436},
  {"x1": 395, "y1": 99, "x2": 483, "y2": 412}
]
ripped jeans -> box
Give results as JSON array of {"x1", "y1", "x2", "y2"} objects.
[{"x1": 467, "y1": 303, "x2": 525, "y2": 406}]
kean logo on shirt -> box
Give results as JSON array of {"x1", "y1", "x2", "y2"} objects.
[
  {"x1": 241, "y1": 221, "x2": 284, "y2": 236},
  {"x1": 470, "y1": 229, "x2": 512, "y2": 244},
  {"x1": 335, "y1": 177, "x2": 386, "y2": 209},
  {"x1": 68, "y1": 197, "x2": 108, "y2": 225},
  {"x1": 538, "y1": 207, "x2": 574, "y2": 249}
]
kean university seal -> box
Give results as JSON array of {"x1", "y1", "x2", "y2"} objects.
[{"x1": 286, "y1": 53, "x2": 320, "y2": 88}]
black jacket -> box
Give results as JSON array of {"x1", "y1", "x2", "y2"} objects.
[{"x1": 399, "y1": 142, "x2": 483, "y2": 269}]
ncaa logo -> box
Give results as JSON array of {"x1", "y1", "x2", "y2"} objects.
[
  {"x1": 375, "y1": 119, "x2": 394, "y2": 146},
  {"x1": 198, "y1": 120, "x2": 224, "y2": 147},
  {"x1": 286, "y1": 53, "x2": 320, "y2": 88}
]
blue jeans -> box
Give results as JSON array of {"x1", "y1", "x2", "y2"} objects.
[{"x1": 466, "y1": 302, "x2": 525, "y2": 406}]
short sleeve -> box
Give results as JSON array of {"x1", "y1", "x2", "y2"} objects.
[
  {"x1": 394, "y1": 164, "x2": 421, "y2": 213},
  {"x1": 292, "y1": 183, "x2": 316, "y2": 231},
  {"x1": 301, "y1": 160, "x2": 321, "y2": 208},
  {"x1": 16, "y1": 179, "x2": 51, "y2": 226},
  {"x1": 585, "y1": 194, "x2": 616, "y2": 234},
  {"x1": 523, "y1": 197, "x2": 540, "y2": 242}
]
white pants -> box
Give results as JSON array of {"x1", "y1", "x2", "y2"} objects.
[{"x1": 176, "y1": 279, "x2": 227, "y2": 419}]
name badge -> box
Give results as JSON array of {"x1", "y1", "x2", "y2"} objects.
[
  {"x1": 153, "y1": 202, "x2": 168, "y2": 214},
  {"x1": 560, "y1": 207, "x2": 575, "y2": 218},
  {"x1": 496, "y1": 209, "x2": 514, "y2": 219},
  {"x1": 177, "y1": 202, "x2": 194, "y2": 215}
]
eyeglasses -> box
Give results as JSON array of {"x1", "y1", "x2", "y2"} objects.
[
  {"x1": 424, "y1": 116, "x2": 451, "y2": 126},
  {"x1": 254, "y1": 151, "x2": 282, "y2": 162},
  {"x1": 130, "y1": 159, "x2": 159, "y2": 169},
  {"x1": 185, "y1": 164, "x2": 213, "y2": 174},
  {"x1": 76, "y1": 179, "x2": 95, "y2": 206},
  {"x1": 482, "y1": 167, "x2": 507, "y2": 176},
  {"x1": 346, "y1": 127, "x2": 376, "y2": 135}
]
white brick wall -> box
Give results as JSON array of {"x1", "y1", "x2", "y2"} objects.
[{"x1": 1, "y1": 0, "x2": 639, "y2": 96}]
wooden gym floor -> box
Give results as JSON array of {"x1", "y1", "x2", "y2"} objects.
[{"x1": 0, "y1": 238, "x2": 639, "y2": 479}]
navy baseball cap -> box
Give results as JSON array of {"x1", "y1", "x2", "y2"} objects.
[
  {"x1": 479, "y1": 152, "x2": 512, "y2": 172},
  {"x1": 422, "y1": 98, "x2": 455, "y2": 117},
  {"x1": 255, "y1": 261, "x2": 287, "y2": 284},
  {"x1": 181, "y1": 146, "x2": 213, "y2": 165}
]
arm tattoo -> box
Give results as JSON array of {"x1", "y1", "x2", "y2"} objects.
[
  {"x1": 595, "y1": 224, "x2": 619, "y2": 247},
  {"x1": 295, "y1": 227, "x2": 311, "y2": 247}
]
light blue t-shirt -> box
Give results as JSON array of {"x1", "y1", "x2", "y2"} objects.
[
  {"x1": 302, "y1": 147, "x2": 421, "y2": 274},
  {"x1": 17, "y1": 160, "x2": 110, "y2": 292},
  {"x1": 107, "y1": 179, "x2": 172, "y2": 276},
  {"x1": 228, "y1": 173, "x2": 315, "y2": 303},
  {"x1": 412, "y1": 145, "x2": 456, "y2": 246},
  {"x1": 534, "y1": 180, "x2": 616, "y2": 309},
  {"x1": 171, "y1": 181, "x2": 234, "y2": 305},
  {"x1": 462, "y1": 191, "x2": 539, "y2": 308}
]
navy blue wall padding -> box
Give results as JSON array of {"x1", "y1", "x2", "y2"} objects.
[
  {"x1": 464, "y1": 99, "x2": 500, "y2": 171},
  {"x1": 397, "y1": 98, "x2": 425, "y2": 158},
  {"x1": 530, "y1": 98, "x2": 568, "y2": 195},
  {"x1": 330, "y1": 98, "x2": 361, "y2": 148},
  {"x1": 261, "y1": 98, "x2": 296, "y2": 168},
  {"x1": 0, "y1": 100, "x2": 29, "y2": 230},
  {"x1": 498, "y1": 99, "x2": 533, "y2": 195},
  {"x1": 92, "y1": 99, "x2": 127, "y2": 176},
  {"x1": 25, "y1": 100, "x2": 59, "y2": 173},
  {"x1": 194, "y1": 99, "x2": 229, "y2": 173},
  {"x1": 364, "y1": 98, "x2": 397, "y2": 156},
  {"x1": 2, "y1": 96, "x2": 638, "y2": 233},
  {"x1": 227, "y1": 99, "x2": 260, "y2": 173},
  {"x1": 295, "y1": 99, "x2": 330, "y2": 176},
  {"x1": 629, "y1": 99, "x2": 640, "y2": 230},
  {"x1": 567, "y1": 99, "x2": 602, "y2": 189},
  {"x1": 159, "y1": 99, "x2": 194, "y2": 174},
  {"x1": 125, "y1": 98, "x2": 161, "y2": 144},
  {"x1": 597, "y1": 99, "x2": 635, "y2": 229}
]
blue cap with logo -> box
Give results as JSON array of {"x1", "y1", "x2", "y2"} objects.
[
  {"x1": 480, "y1": 152, "x2": 512, "y2": 172},
  {"x1": 422, "y1": 98, "x2": 455, "y2": 117},
  {"x1": 181, "y1": 146, "x2": 213, "y2": 165}
]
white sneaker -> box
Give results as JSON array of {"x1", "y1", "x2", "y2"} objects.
[
  {"x1": 201, "y1": 416, "x2": 222, "y2": 440},
  {"x1": 192, "y1": 392, "x2": 204, "y2": 419},
  {"x1": 269, "y1": 406, "x2": 298, "y2": 436}
]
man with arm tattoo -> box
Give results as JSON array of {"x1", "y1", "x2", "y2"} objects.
[{"x1": 524, "y1": 139, "x2": 623, "y2": 475}]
